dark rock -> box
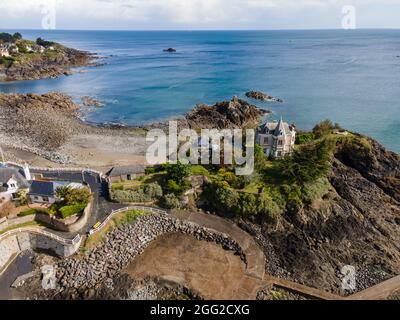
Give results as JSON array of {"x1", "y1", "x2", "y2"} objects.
[
  {"x1": 186, "y1": 96, "x2": 270, "y2": 130},
  {"x1": 245, "y1": 90, "x2": 283, "y2": 102},
  {"x1": 163, "y1": 48, "x2": 177, "y2": 53}
]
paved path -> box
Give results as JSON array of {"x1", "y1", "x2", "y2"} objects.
[{"x1": 345, "y1": 275, "x2": 400, "y2": 300}]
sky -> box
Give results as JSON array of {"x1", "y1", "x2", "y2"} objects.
[{"x1": 1, "y1": 0, "x2": 400, "y2": 30}]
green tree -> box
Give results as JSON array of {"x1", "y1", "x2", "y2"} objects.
[
  {"x1": 313, "y1": 119, "x2": 342, "y2": 138},
  {"x1": 237, "y1": 193, "x2": 258, "y2": 216},
  {"x1": 162, "y1": 193, "x2": 181, "y2": 209},
  {"x1": 254, "y1": 144, "x2": 268, "y2": 172},
  {"x1": 55, "y1": 186, "x2": 71, "y2": 201},
  {"x1": 281, "y1": 139, "x2": 332, "y2": 185},
  {"x1": 166, "y1": 162, "x2": 191, "y2": 183},
  {"x1": 64, "y1": 187, "x2": 91, "y2": 206},
  {"x1": 12, "y1": 32, "x2": 22, "y2": 41}
]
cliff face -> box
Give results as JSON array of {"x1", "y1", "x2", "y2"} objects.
[
  {"x1": 250, "y1": 138, "x2": 400, "y2": 294},
  {"x1": 0, "y1": 47, "x2": 94, "y2": 82}
]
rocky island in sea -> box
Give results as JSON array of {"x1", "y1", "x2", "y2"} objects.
[{"x1": 0, "y1": 32, "x2": 96, "y2": 82}]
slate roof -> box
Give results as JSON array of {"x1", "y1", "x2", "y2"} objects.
[
  {"x1": 260, "y1": 118, "x2": 294, "y2": 137},
  {"x1": 0, "y1": 167, "x2": 30, "y2": 189},
  {"x1": 106, "y1": 165, "x2": 147, "y2": 177},
  {"x1": 28, "y1": 181, "x2": 55, "y2": 197}
]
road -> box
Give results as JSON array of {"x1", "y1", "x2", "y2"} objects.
[{"x1": 30, "y1": 169, "x2": 124, "y2": 235}]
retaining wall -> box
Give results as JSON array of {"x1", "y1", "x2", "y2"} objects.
[{"x1": 0, "y1": 230, "x2": 82, "y2": 273}]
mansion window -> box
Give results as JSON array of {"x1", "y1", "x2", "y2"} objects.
[{"x1": 278, "y1": 140, "x2": 283, "y2": 146}]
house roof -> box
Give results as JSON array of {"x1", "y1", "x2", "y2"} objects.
[
  {"x1": 28, "y1": 181, "x2": 55, "y2": 197},
  {"x1": 260, "y1": 118, "x2": 294, "y2": 137},
  {"x1": 0, "y1": 167, "x2": 30, "y2": 189},
  {"x1": 106, "y1": 165, "x2": 147, "y2": 177}
]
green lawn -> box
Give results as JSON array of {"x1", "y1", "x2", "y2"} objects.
[{"x1": 84, "y1": 209, "x2": 146, "y2": 249}]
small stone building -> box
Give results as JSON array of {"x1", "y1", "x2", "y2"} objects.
[
  {"x1": 256, "y1": 117, "x2": 296, "y2": 158},
  {"x1": 106, "y1": 165, "x2": 147, "y2": 183}
]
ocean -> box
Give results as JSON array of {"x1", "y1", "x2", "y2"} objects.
[{"x1": 0, "y1": 29, "x2": 399, "y2": 152}]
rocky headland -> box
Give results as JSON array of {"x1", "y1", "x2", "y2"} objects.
[
  {"x1": 241, "y1": 136, "x2": 400, "y2": 295},
  {"x1": 0, "y1": 34, "x2": 96, "y2": 82},
  {"x1": 186, "y1": 96, "x2": 270, "y2": 130}
]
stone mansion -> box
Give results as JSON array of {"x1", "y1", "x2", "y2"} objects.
[{"x1": 256, "y1": 118, "x2": 296, "y2": 158}]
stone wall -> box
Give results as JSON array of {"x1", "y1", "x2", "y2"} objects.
[
  {"x1": 1, "y1": 200, "x2": 92, "y2": 233},
  {"x1": 0, "y1": 231, "x2": 82, "y2": 272},
  {"x1": 57, "y1": 214, "x2": 244, "y2": 290},
  {"x1": 35, "y1": 200, "x2": 92, "y2": 233},
  {"x1": 0, "y1": 235, "x2": 20, "y2": 272}
]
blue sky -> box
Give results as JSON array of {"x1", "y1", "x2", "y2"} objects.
[{"x1": 1, "y1": 0, "x2": 400, "y2": 30}]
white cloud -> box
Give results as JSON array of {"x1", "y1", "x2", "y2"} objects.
[{"x1": 1, "y1": 0, "x2": 400, "y2": 29}]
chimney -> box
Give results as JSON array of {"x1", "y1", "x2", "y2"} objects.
[{"x1": 23, "y1": 163, "x2": 32, "y2": 181}]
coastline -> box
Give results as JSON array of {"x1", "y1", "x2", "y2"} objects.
[{"x1": 0, "y1": 92, "x2": 269, "y2": 170}]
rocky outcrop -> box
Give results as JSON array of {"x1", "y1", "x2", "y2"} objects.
[
  {"x1": 246, "y1": 138, "x2": 400, "y2": 295},
  {"x1": 81, "y1": 96, "x2": 104, "y2": 108},
  {"x1": 163, "y1": 48, "x2": 177, "y2": 53},
  {"x1": 0, "y1": 46, "x2": 95, "y2": 82},
  {"x1": 245, "y1": 91, "x2": 283, "y2": 103},
  {"x1": 186, "y1": 96, "x2": 270, "y2": 130},
  {"x1": 0, "y1": 93, "x2": 82, "y2": 161}
]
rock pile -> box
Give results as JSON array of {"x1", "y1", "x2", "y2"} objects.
[{"x1": 56, "y1": 214, "x2": 244, "y2": 291}]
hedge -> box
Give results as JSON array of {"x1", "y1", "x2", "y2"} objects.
[{"x1": 59, "y1": 203, "x2": 86, "y2": 219}]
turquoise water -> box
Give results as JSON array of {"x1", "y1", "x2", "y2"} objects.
[{"x1": 0, "y1": 30, "x2": 399, "y2": 152}]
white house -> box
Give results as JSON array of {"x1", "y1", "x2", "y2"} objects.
[
  {"x1": 256, "y1": 118, "x2": 296, "y2": 159},
  {"x1": 0, "y1": 166, "x2": 30, "y2": 200},
  {"x1": 0, "y1": 45, "x2": 10, "y2": 57},
  {"x1": 28, "y1": 180, "x2": 86, "y2": 204}
]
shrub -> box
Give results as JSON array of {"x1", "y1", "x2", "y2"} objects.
[
  {"x1": 117, "y1": 209, "x2": 145, "y2": 225},
  {"x1": 161, "y1": 193, "x2": 181, "y2": 209},
  {"x1": 64, "y1": 187, "x2": 91, "y2": 206},
  {"x1": 281, "y1": 139, "x2": 333, "y2": 185},
  {"x1": 111, "y1": 183, "x2": 163, "y2": 203},
  {"x1": 313, "y1": 119, "x2": 342, "y2": 138},
  {"x1": 17, "y1": 209, "x2": 37, "y2": 217},
  {"x1": 18, "y1": 208, "x2": 50, "y2": 217},
  {"x1": 165, "y1": 162, "x2": 191, "y2": 183},
  {"x1": 296, "y1": 132, "x2": 316, "y2": 145},
  {"x1": 59, "y1": 204, "x2": 86, "y2": 219},
  {"x1": 145, "y1": 167, "x2": 156, "y2": 174},
  {"x1": 258, "y1": 193, "x2": 283, "y2": 218},
  {"x1": 166, "y1": 179, "x2": 192, "y2": 195},
  {"x1": 302, "y1": 178, "x2": 331, "y2": 204},
  {"x1": 36, "y1": 37, "x2": 55, "y2": 47},
  {"x1": 237, "y1": 193, "x2": 258, "y2": 216},
  {"x1": 190, "y1": 165, "x2": 210, "y2": 176}
]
